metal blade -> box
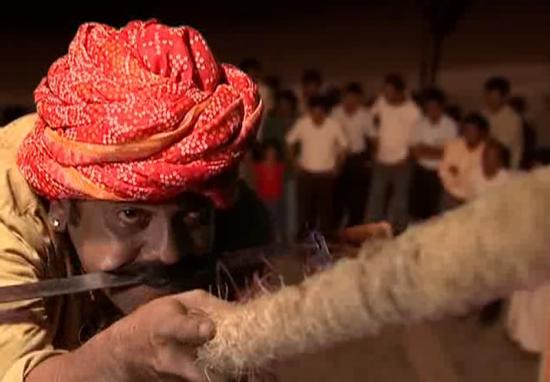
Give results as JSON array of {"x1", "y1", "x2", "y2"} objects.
[
  {"x1": 0, "y1": 272, "x2": 143, "y2": 303},
  {"x1": 0, "y1": 233, "x2": 334, "y2": 303}
]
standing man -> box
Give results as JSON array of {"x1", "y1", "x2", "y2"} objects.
[
  {"x1": 298, "y1": 69, "x2": 324, "y2": 115},
  {"x1": 411, "y1": 88, "x2": 457, "y2": 219},
  {"x1": 331, "y1": 83, "x2": 374, "y2": 228},
  {"x1": 483, "y1": 76, "x2": 523, "y2": 169},
  {"x1": 366, "y1": 74, "x2": 421, "y2": 233},
  {"x1": 286, "y1": 96, "x2": 348, "y2": 235},
  {"x1": 439, "y1": 113, "x2": 490, "y2": 210},
  {"x1": 240, "y1": 58, "x2": 274, "y2": 118}
]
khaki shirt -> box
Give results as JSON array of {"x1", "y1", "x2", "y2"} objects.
[
  {"x1": 0, "y1": 115, "x2": 84, "y2": 381},
  {"x1": 0, "y1": 115, "x2": 273, "y2": 381}
]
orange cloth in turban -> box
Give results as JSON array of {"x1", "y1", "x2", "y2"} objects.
[{"x1": 17, "y1": 20, "x2": 262, "y2": 207}]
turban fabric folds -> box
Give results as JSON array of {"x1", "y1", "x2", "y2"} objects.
[{"x1": 17, "y1": 20, "x2": 262, "y2": 207}]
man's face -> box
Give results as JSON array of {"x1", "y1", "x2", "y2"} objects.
[
  {"x1": 278, "y1": 98, "x2": 295, "y2": 118},
  {"x1": 425, "y1": 100, "x2": 444, "y2": 123},
  {"x1": 310, "y1": 106, "x2": 327, "y2": 125},
  {"x1": 482, "y1": 146, "x2": 502, "y2": 177},
  {"x1": 383, "y1": 83, "x2": 403, "y2": 104},
  {"x1": 249, "y1": 69, "x2": 260, "y2": 82},
  {"x1": 484, "y1": 89, "x2": 505, "y2": 112},
  {"x1": 303, "y1": 81, "x2": 321, "y2": 98},
  {"x1": 51, "y1": 194, "x2": 214, "y2": 313},
  {"x1": 343, "y1": 93, "x2": 362, "y2": 114},
  {"x1": 462, "y1": 123, "x2": 484, "y2": 148}
]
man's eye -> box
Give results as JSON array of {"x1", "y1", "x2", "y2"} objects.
[
  {"x1": 182, "y1": 210, "x2": 209, "y2": 226},
  {"x1": 183, "y1": 211, "x2": 200, "y2": 226},
  {"x1": 117, "y1": 208, "x2": 150, "y2": 226}
]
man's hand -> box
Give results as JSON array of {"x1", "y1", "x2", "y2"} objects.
[
  {"x1": 414, "y1": 144, "x2": 445, "y2": 161},
  {"x1": 340, "y1": 222, "x2": 393, "y2": 247},
  {"x1": 27, "y1": 290, "x2": 229, "y2": 382},
  {"x1": 110, "y1": 290, "x2": 229, "y2": 381}
]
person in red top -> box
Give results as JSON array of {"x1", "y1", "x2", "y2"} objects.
[{"x1": 253, "y1": 140, "x2": 286, "y2": 242}]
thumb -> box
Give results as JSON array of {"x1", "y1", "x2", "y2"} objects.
[{"x1": 173, "y1": 290, "x2": 233, "y2": 316}]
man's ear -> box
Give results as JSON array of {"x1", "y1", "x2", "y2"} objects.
[{"x1": 48, "y1": 200, "x2": 72, "y2": 232}]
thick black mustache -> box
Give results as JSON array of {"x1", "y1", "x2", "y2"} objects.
[
  {"x1": 112, "y1": 231, "x2": 330, "y2": 296},
  {"x1": 113, "y1": 255, "x2": 219, "y2": 292}
]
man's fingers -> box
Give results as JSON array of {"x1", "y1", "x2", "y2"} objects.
[
  {"x1": 174, "y1": 290, "x2": 232, "y2": 315},
  {"x1": 375, "y1": 222, "x2": 393, "y2": 238},
  {"x1": 342, "y1": 222, "x2": 393, "y2": 245},
  {"x1": 155, "y1": 342, "x2": 210, "y2": 382},
  {"x1": 158, "y1": 312, "x2": 215, "y2": 346},
  {"x1": 155, "y1": 290, "x2": 231, "y2": 346}
]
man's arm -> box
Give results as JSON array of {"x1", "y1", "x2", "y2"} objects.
[
  {"x1": 413, "y1": 144, "x2": 445, "y2": 160},
  {"x1": 25, "y1": 291, "x2": 223, "y2": 382},
  {"x1": 334, "y1": 124, "x2": 349, "y2": 172},
  {"x1": 334, "y1": 121, "x2": 349, "y2": 152},
  {"x1": 368, "y1": 99, "x2": 382, "y2": 157},
  {"x1": 25, "y1": 331, "x2": 122, "y2": 382},
  {"x1": 438, "y1": 142, "x2": 459, "y2": 193},
  {"x1": 405, "y1": 106, "x2": 423, "y2": 161},
  {"x1": 285, "y1": 120, "x2": 302, "y2": 170},
  {"x1": 509, "y1": 115, "x2": 524, "y2": 169},
  {"x1": 0, "y1": 220, "x2": 67, "y2": 382},
  {"x1": 285, "y1": 144, "x2": 299, "y2": 171},
  {"x1": 362, "y1": 112, "x2": 376, "y2": 155}
]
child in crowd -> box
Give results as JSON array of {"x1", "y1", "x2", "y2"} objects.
[{"x1": 253, "y1": 140, "x2": 286, "y2": 242}]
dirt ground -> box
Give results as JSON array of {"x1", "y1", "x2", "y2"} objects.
[
  {"x1": 270, "y1": 255, "x2": 540, "y2": 382},
  {"x1": 276, "y1": 314, "x2": 539, "y2": 382}
]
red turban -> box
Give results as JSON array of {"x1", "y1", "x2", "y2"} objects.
[{"x1": 17, "y1": 20, "x2": 262, "y2": 207}]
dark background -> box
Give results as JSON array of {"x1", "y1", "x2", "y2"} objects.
[{"x1": 1, "y1": 1, "x2": 550, "y2": 142}]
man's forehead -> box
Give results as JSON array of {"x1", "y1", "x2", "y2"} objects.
[{"x1": 78, "y1": 193, "x2": 213, "y2": 210}]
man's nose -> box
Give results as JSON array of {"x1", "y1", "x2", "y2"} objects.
[{"x1": 142, "y1": 220, "x2": 182, "y2": 265}]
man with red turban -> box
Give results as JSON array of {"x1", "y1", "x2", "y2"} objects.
[
  {"x1": 0, "y1": 18, "x2": 391, "y2": 381},
  {"x1": 0, "y1": 20, "x2": 263, "y2": 381}
]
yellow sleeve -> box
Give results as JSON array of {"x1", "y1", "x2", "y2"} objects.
[
  {"x1": 0, "y1": 220, "x2": 65, "y2": 382},
  {"x1": 1, "y1": 350, "x2": 67, "y2": 382},
  {"x1": 0, "y1": 114, "x2": 68, "y2": 381}
]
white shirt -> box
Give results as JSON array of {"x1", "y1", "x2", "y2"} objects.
[
  {"x1": 331, "y1": 105, "x2": 374, "y2": 154},
  {"x1": 438, "y1": 138, "x2": 485, "y2": 201},
  {"x1": 471, "y1": 169, "x2": 513, "y2": 198},
  {"x1": 286, "y1": 116, "x2": 348, "y2": 173},
  {"x1": 370, "y1": 97, "x2": 422, "y2": 164},
  {"x1": 413, "y1": 115, "x2": 458, "y2": 170},
  {"x1": 483, "y1": 105, "x2": 523, "y2": 169}
]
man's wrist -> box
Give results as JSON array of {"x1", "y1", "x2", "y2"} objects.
[{"x1": 70, "y1": 324, "x2": 128, "y2": 381}]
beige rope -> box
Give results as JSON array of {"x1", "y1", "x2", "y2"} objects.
[{"x1": 198, "y1": 167, "x2": 550, "y2": 375}]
